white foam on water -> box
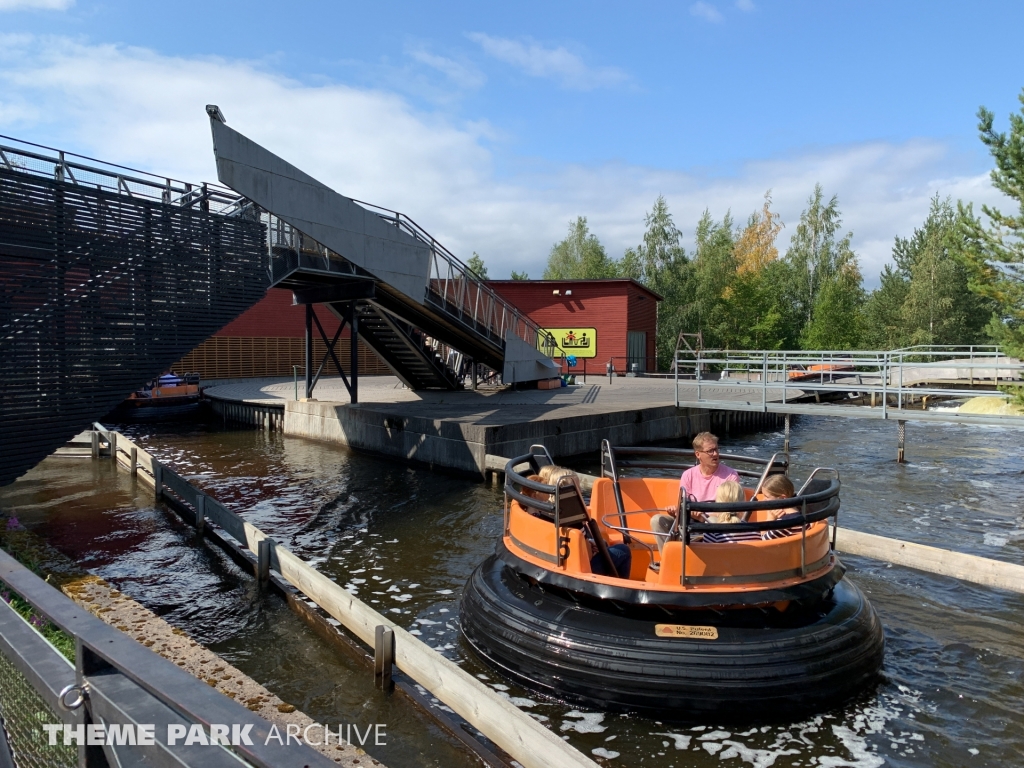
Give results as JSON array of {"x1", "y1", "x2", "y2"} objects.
[
  {"x1": 652, "y1": 732, "x2": 691, "y2": 750},
  {"x1": 436, "y1": 589, "x2": 453, "y2": 595},
  {"x1": 718, "y1": 740, "x2": 800, "y2": 767},
  {"x1": 698, "y1": 730, "x2": 732, "y2": 740},
  {"x1": 509, "y1": 697, "x2": 537, "y2": 707},
  {"x1": 393, "y1": 594, "x2": 412, "y2": 602},
  {"x1": 408, "y1": 583, "x2": 420, "y2": 588},
  {"x1": 386, "y1": 584, "x2": 399, "y2": 592},
  {"x1": 702, "y1": 742, "x2": 723, "y2": 755},
  {"x1": 561, "y1": 712, "x2": 607, "y2": 734},
  {"x1": 408, "y1": 629, "x2": 422, "y2": 635},
  {"x1": 417, "y1": 618, "x2": 439, "y2": 625},
  {"x1": 591, "y1": 748, "x2": 619, "y2": 759},
  {"x1": 984, "y1": 532, "x2": 1008, "y2": 547},
  {"x1": 815, "y1": 725, "x2": 885, "y2": 768},
  {"x1": 489, "y1": 683, "x2": 510, "y2": 691}
]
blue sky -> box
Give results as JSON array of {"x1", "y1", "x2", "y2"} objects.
[{"x1": 1, "y1": 0, "x2": 1021, "y2": 284}]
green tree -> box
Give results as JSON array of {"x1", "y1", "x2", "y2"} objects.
[
  {"x1": 623, "y1": 196, "x2": 691, "y2": 366},
  {"x1": 720, "y1": 193, "x2": 799, "y2": 349},
  {"x1": 860, "y1": 265, "x2": 911, "y2": 349},
  {"x1": 800, "y1": 276, "x2": 863, "y2": 349},
  {"x1": 510, "y1": 270, "x2": 529, "y2": 280},
  {"x1": 899, "y1": 196, "x2": 991, "y2": 346},
  {"x1": 960, "y1": 91, "x2": 1024, "y2": 357},
  {"x1": 466, "y1": 252, "x2": 489, "y2": 280},
  {"x1": 543, "y1": 217, "x2": 617, "y2": 279},
  {"x1": 679, "y1": 210, "x2": 736, "y2": 348},
  {"x1": 785, "y1": 184, "x2": 860, "y2": 327},
  {"x1": 622, "y1": 195, "x2": 687, "y2": 290}
]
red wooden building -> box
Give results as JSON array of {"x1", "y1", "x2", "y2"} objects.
[
  {"x1": 173, "y1": 279, "x2": 661, "y2": 380},
  {"x1": 487, "y1": 279, "x2": 662, "y2": 373}
]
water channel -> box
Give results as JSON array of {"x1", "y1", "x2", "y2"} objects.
[{"x1": 1, "y1": 411, "x2": 1022, "y2": 767}]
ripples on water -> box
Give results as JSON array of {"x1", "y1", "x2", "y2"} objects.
[{"x1": 2, "y1": 413, "x2": 1022, "y2": 767}]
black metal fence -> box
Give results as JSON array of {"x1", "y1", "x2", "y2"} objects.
[{"x1": 0, "y1": 162, "x2": 267, "y2": 486}]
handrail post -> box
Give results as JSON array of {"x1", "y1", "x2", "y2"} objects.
[{"x1": 762, "y1": 351, "x2": 768, "y2": 410}]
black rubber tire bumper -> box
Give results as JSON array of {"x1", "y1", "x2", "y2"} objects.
[{"x1": 460, "y1": 555, "x2": 884, "y2": 722}]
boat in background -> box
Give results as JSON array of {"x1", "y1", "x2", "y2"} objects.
[{"x1": 107, "y1": 372, "x2": 201, "y2": 421}]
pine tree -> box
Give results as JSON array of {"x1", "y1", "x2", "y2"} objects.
[{"x1": 960, "y1": 91, "x2": 1024, "y2": 357}]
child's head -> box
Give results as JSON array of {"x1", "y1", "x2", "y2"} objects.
[
  {"x1": 762, "y1": 474, "x2": 795, "y2": 499},
  {"x1": 523, "y1": 474, "x2": 546, "y2": 500},
  {"x1": 546, "y1": 467, "x2": 579, "y2": 488},
  {"x1": 537, "y1": 465, "x2": 562, "y2": 483},
  {"x1": 714, "y1": 480, "x2": 744, "y2": 504}
]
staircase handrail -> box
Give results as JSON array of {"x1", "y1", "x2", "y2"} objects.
[{"x1": 351, "y1": 198, "x2": 546, "y2": 349}]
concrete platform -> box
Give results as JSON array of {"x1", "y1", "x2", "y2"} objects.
[{"x1": 205, "y1": 376, "x2": 785, "y2": 475}]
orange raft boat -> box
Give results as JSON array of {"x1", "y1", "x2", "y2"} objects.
[{"x1": 460, "y1": 443, "x2": 884, "y2": 721}]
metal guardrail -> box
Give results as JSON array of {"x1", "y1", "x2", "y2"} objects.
[
  {"x1": 674, "y1": 345, "x2": 1024, "y2": 425},
  {"x1": 0, "y1": 549, "x2": 334, "y2": 768},
  {"x1": 0, "y1": 136, "x2": 246, "y2": 216}
]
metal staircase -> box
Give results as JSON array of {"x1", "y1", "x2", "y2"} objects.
[
  {"x1": 0, "y1": 137, "x2": 267, "y2": 486},
  {"x1": 209, "y1": 109, "x2": 558, "y2": 392},
  {"x1": 334, "y1": 302, "x2": 462, "y2": 390}
]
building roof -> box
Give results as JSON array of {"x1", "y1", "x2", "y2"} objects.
[{"x1": 485, "y1": 278, "x2": 663, "y2": 302}]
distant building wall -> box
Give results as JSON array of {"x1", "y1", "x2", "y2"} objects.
[
  {"x1": 487, "y1": 279, "x2": 661, "y2": 372},
  {"x1": 171, "y1": 288, "x2": 391, "y2": 379}
]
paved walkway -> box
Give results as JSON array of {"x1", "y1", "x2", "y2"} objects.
[{"x1": 204, "y1": 375, "x2": 779, "y2": 424}]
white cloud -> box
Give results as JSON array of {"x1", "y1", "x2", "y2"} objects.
[
  {"x1": 736, "y1": 0, "x2": 756, "y2": 11},
  {"x1": 406, "y1": 46, "x2": 485, "y2": 90},
  {"x1": 0, "y1": 0, "x2": 72, "y2": 9},
  {"x1": 467, "y1": 32, "x2": 628, "y2": 91},
  {"x1": 690, "y1": 2, "x2": 724, "y2": 23},
  {"x1": 0, "y1": 35, "x2": 1009, "y2": 288}
]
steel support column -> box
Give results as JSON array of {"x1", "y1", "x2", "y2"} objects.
[
  {"x1": 304, "y1": 304, "x2": 313, "y2": 399},
  {"x1": 349, "y1": 302, "x2": 359, "y2": 405},
  {"x1": 897, "y1": 419, "x2": 906, "y2": 463}
]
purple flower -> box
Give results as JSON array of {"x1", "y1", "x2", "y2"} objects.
[
  {"x1": 0, "y1": 592, "x2": 9, "y2": 603},
  {"x1": 6, "y1": 517, "x2": 19, "y2": 530},
  {"x1": 30, "y1": 616, "x2": 46, "y2": 629}
]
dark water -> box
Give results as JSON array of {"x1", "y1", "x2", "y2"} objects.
[{"x1": 1, "y1": 412, "x2": 1023, "y2": 768}]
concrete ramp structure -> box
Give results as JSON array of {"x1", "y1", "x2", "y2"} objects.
[{"x1": 207, "y1": 107, "x2": 558, "y2": 394}]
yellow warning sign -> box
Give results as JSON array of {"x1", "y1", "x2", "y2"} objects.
[
  {"x1": 536, "y1": 328, "x2": 598, "y2": 358},
  {"x1": 654, "y1": 624, "x2": 719, "y2": 639}
]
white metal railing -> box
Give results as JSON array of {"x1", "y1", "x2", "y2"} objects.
[{"x1": 674, "y1": 346, "x2": 1024, "y2": 422}]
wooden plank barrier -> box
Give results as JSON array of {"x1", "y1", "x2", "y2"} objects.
[
  {"x1": 834, "y1": 527, "x2": 1024, "y2": 595},
  {"x1": 97, "y1": 432, "x2": 598, "y2": 768},
  {"x1": 485, "y1": 454, "x2": 1024, "y2": 595}
]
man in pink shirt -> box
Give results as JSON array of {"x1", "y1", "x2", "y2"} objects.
[
  {"x1": 679, "y1": 432, "x2": 739, "y2": 501},
  {"x1": 651, "y1": 432, "x2": 739, "y2": 552}
]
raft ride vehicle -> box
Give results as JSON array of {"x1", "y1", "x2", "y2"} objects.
[
  {"x1": 107, "y1": 372, "x2": 201, "y2": 421},
  {"x1": 460, "y1": 443, "x2": 884, "y2": 721}
]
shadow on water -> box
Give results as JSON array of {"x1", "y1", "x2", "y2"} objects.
[{"x1": 2, "y1": 412, "x2": 1023, "y2": 767}]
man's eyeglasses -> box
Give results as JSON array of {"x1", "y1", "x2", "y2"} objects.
[{"x1": 698, "y1": 447, "x2": 720, "y2": 455}]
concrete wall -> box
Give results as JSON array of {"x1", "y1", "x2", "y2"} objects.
[{"x1": 283, "y1": 400, "x2": 723, "y2": 475}]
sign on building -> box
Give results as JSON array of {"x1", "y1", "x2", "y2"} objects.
[{"x1": 536, "y1": 328, "x2": 598, "y2": 358}]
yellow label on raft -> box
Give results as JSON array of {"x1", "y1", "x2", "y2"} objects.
[{"x1": 654, "y1": 624, "x2": 719, "y2": 639}]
